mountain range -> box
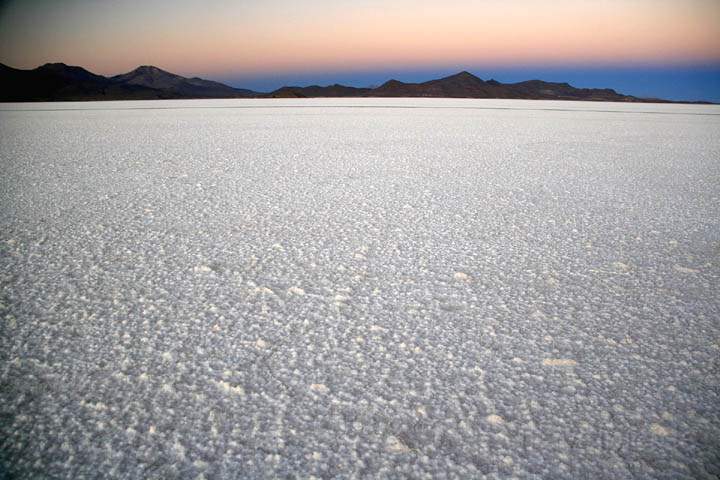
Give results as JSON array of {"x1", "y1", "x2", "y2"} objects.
[
  {"x1": 0, "y1": 62, "x2": 710, "y2": 103},
  {"x1": 0, "y1": 63, "x2": 256, "y2": 101}
]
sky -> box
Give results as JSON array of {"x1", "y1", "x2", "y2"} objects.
[{"x1": 1, "y1": 0, "x2": 719, "y2": 101}]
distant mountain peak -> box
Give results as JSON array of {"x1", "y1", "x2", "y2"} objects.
[
  {"x1": 455, "y1": 70, "x2": 478, "y2": 78},
  {"x1": 34, "y1": 62, "x2": 104, "y2": 82},
  {"x1": 108, "y1": 64, "x2": 258, "y2": 98},
  {"x1": 121, "y1": 65, "x2": 175, "y2": 77},
  {"x1": 440, "y1": 71, "x2": 484, "y2": 83},
  {"x1": 380, "y1": 79, "x2": 404, "y2": 88},
  {"x1": 111, "y1": 65, "x2": 186, "y2": 89},
  {"x1": 133, "y1": 65, "x2": 167, "y2": 73},
  {"x1": 36, "y1": 62, "x2": 88, "y2": 73}
]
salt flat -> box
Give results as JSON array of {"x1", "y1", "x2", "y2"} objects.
[{"x1": 1, "y1": 98, "x2": 719, "y2": 479}]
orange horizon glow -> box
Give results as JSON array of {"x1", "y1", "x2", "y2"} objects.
[{"x1": 1, "y1": 0, "x2": 719, "y2": 77}]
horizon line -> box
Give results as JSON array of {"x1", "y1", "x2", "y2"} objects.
[{"x1": 3, "y1": 60, "x2": 719, "y2": 103}]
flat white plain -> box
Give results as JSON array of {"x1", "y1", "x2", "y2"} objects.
[{"x1": 1, "y1": 99, "x2": 719, "y2": 478}]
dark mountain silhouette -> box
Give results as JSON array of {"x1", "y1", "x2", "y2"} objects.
[
  {"x1": 370, "y1": 71, "x2": 512, "y2": 98},
  {"x1": 270, "y1": 70, "x2": 685, "y2": 103},
  {"x1": 110, "y1": 65, "x2": 256, "y2": 98},
  {"x1": 271, "y1": 84, "x2": 370, "y2": 98},
  {"x1": 0, "y1": 63, "x2": 258, "y2": 101},
  {"x1": 0, "y1": 62, "x2": 711, "y2": 103},
  {"x1": 0, "y1": 63, "x2": 156, "y2": 101}
]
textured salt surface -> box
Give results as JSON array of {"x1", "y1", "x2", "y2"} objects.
[{"x1": 1, "y1": 98, "x2": 719, "y2": 479}]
